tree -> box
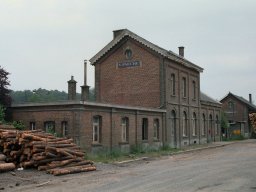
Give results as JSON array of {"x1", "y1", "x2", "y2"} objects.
[{"x1": 0, "y1": 66, "x2": 12, "y2": 107}]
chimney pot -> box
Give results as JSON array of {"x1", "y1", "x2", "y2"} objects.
[
  {"x1": 178, "y1": 46, "x2": 185, "y2": 57},
  {"x1": 249, "y1": 94, "x2": 252, "y2": 104}
]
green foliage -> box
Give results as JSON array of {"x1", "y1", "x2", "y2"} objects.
[
  {"x1": 221, "y1": 111, "x2": 229, "y2": 129},
  {"x1": 0, "y1": 66, "x2": 12, "y2": 107},
  {"x1": 0, "y1": 104, "x2": 5, "y2": 122},
  {"x1": 11, "y1": 87, "x2": 96, "y2": 104},
  {"x1": 222, "y1": 135, "x2": 245, "y2": 141},
  {"x1": 12, "y1": 121, "x2": 25, "y2": 130}
]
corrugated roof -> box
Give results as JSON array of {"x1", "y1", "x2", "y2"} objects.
[
  {"x1": 200, "y1": 92, "x2": 221, "y2": 105},
  {"x1": 89, "y1": 29, "x2": 203, "y2": 72},
  {"x1": 221, "y1": 92, "x2": 256, "y2": 111}
]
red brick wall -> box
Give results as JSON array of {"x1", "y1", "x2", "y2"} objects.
[{"x1": 95, "y1": 38, "x2": 161, "y2": 108}]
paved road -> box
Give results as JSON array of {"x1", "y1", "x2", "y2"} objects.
[{"x1": 13, "y1": 140, "x2": 256, "y2": 192}]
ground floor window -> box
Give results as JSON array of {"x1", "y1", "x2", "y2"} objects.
[
  {"x1": 44, "y1": 121, "x2": 55, "y2": 134},
  {"x1": 30, "y1": 122, "x2": 36, "y2": 130},
  {"x1": 192, "y1": 113, "x2": 197, "y2": 136},
  {"x1": 121, "y1": 117, "x2": 129, "y2": 142},
  {"x1": 202, "y1": 114, "x2": 206, "y2": 136},
  {"x1": 182, "y1": 112, "x2": 188, "y2": 137},
  {"x1": 153, "y1": 119, "x2": 159, "y2": 140},
  {"x1": 93, "y1": 116, "x2": 102, "y2": 143},
  {"x1": 62, "y1": 121, "x2": 68, "y2": 137},
  {"x1": 142, "y1": 118, "x2": 148, "y2": 140}
]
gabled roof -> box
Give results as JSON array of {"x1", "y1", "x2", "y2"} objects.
[
  {"x1": 89, "y1": 29, "x2": 203, "y2": 72},
  {"x1": 221, "y1": 92, "x2": 256, "y2": 111},
  {"x1": 200, "y1": 92, "x2": 221, "y2": 105}
]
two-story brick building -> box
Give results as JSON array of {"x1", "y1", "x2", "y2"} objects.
[
  {"x1": 221, "y1": 92, "x2": 256, "y2": 138},
  {"x1": 11, "y1": 29, "x2": 221, "y2": 152}
]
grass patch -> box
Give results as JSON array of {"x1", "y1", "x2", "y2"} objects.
[
  {"x1": 87, "y1": 145, "x2": 181, "y2": 163},
  {"x1": 222, "y1": 135, "x2": 245, "y2": 141}
]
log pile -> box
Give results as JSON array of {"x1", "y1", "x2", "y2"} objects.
[
  {"x1": 249, "y1": 113, "x2": 256, "y2": 130},
  {"x1": 0, "y1": 129, "x2": 96, "y2": 175}
]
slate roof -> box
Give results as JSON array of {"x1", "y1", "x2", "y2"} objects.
[
  {"x1": 221, "y1": 92, "x2": 256, "y2": 111},
  {"x1": 200, "y1": 92, "x2": 221, "y2": 105},
  {"x1": 89, "y1": 29, "x2": 203, "y2": 72}
]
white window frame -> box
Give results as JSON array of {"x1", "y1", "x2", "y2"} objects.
[{"x1": 93, "y1": 116, "x2": 100, "y2": 143}]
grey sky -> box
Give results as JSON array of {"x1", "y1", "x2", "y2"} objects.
[{"x1": 1, "y1": 0, "x2": 256, "y2": 102}]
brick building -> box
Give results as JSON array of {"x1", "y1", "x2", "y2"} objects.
[
  {"x1": 11, "y1": 29, "x2": 221, "y2": 152},
  {"x1": 221, "y1": 92, "x2": 256, "y2": 138}
]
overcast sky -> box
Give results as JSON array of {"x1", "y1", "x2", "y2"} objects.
[{"x1": 1, "y1": 0, "x2": 256, "y2": 102}]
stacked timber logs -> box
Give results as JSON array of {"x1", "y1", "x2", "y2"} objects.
[
  {"x1": 249, "y1": 113, "x2": 256, "y2": 129},
  {"x1": 0, "y1": 129, "x2": 96, "y2": 175}
]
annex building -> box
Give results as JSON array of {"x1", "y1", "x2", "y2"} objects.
[{"x1": 11, "y1": 29, "x2": 221, "y2": 152}]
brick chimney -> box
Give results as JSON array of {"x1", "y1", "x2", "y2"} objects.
[
  {"x1": 81, "y1": 60, "x2": 90, "y2": 101},
  {"x1": 68, "y1": 76, "x2": 77, "y2": 100},
  {"x1": 178, "y1": 46, "x2": 184, "y2": 57},
  {"x1": 249, "y1": 94, "x2": 252, "y2": 104}
]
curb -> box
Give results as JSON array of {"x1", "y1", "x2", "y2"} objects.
[{"x1": 115, "y1": 142, "x2": 234, "y2": 165}]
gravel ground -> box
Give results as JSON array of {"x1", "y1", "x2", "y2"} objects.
[{"x1": 1, "y1": 140, "x2": 255, "y2": 192}]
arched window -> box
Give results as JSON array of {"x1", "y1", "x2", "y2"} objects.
[
  {"x1": 142, "y1": 118, "x2": 148, "y2": 140},
  {"x1": 171, "y1": 110, "x2": 176, "y2": 136},
  {"x1": 202, "y1": 114, "x2": 206, "y2": 136},
  {"x1": 192, "y1": 112, "x2": 197, "y2": 136},
  {"x1": 215, "y1": 115, "x2": 219, "y2": 135},
  {"x1": 153, "y1": 119, "x2": 160, "y2": 140},
  {"x1": 209, "y1": 114, "x2": 213, "y2": 135},
  {"x1": 170, "y1": 74, "x2": 175, "y2": 96},
  {"x1": 182, "y1": 77, "x2": 187, "y2": 97},
  {"x1": 192, "y1": 81, "x2": 196, "y2": 99},
  {"x1": 121, "y1": 117, "x2": 129, "y2": 142},
  {"x1": 228, "y1": 101, "x2": 234, "y2": 111},
  {"x1": 93, "y1": 116, "x2": 102, "y2": 143},
  {"x1": 182, "y1": 111, "x2": 188, "y2": 137}
]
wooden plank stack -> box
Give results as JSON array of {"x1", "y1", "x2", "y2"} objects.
[
  {"x1": 0, "y1": 129, "x2": 96, "y2": 176},
  {"x1": 249, "y1": 113, "x2": 256, "y2": 129}
]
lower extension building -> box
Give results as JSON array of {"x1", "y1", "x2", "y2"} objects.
[{"x1": 11, "y1": 29, "x2": 221, "y2": 152}]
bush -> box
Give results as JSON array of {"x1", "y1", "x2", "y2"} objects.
[{"x1": 12, "y1": 121, "x2": 25, "y2": 130}]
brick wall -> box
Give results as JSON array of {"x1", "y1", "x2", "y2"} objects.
[{"x1": 95, "y1": 38, "x2": 161, "y2": 108}]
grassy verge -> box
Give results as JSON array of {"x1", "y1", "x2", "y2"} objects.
[{"x1": 86, "y1": 145, "x2": 181, "y2": 163}]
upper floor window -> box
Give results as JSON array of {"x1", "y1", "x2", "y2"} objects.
[
  {"x1": 153, "y1": 119, "x2": 160, "y2": 140},
  {"x1": 121, "y1": 117, "x2": 129, "y2": 142},
  {"x1": 142, "y1": 118, "x2": 148, "y2": 140},
  {"x1": 228, "y1": 101, "x2": 234, "y2": 111},
  {"x1": 192, "y1": 81, "x2": 196, "y2": 99},
  {"x1": 182, "y1": 77, "x2": 187, "y2": 98},
  {"x1": 170, "y1": 74, "x2": 175, "y2": 96},
  {"x1": 93, "y1": 116, "x2": 102, "y2": 144}
]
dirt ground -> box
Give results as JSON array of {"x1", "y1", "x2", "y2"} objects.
[{"x1": 1, "y1": 140, "x2": 256, "y2": 192}]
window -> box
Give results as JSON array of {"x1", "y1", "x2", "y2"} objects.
[
  {"x1": 182, "y1": 77, "x2": 187, "y2": 97},
  {"x1": 62, "y1": 121, "x2": 68, "y2": 137},
  {"x1": 170, "y1": 110, "x2": 176, "y2": 136},
  {"x1": 125, "y1": 49, "x2": 132, "y2": 59},
  {"x1": 182, "y1": 112, "x2": 188, "y2": 137},
  {"x1": 209, "y1": 114, "x2": 213, "y2": 135},
  {"x1": 170, "y1": 74, "x2": 175, "y2": 95},
  {"x1": 215, "y1": 115, "x2": 219, "y2": 135},
  {"x1": 30, "y1": 122, "x2": 36, "y2": 130},
  {"x1": 192, "y1": 81, "x2": 196, "y2": 99},
  {"x1": 192, "y1": 113, "x2": 197, "y2": 136},
  {"x1": 153, "y1": 119, "x2": 159, "y2": 140},
  {"x1": 44, "y1": 121, "x2": 55, "y2": 133},
  {"x1": 142, "y1": 118, "x2": 148, "y2": 140},
  {"x1": 93, "y1": 116, "x2": 102, "y2": 143},
  {"x1": 202, "y1": 114, "x2": 206, "y2": 136},
  {"x1": 228, "y1": 101, "x2": 234, "y2": 111},
  {"x1": 121, "y1": 117, "x2": 129, "y2": 142}
]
